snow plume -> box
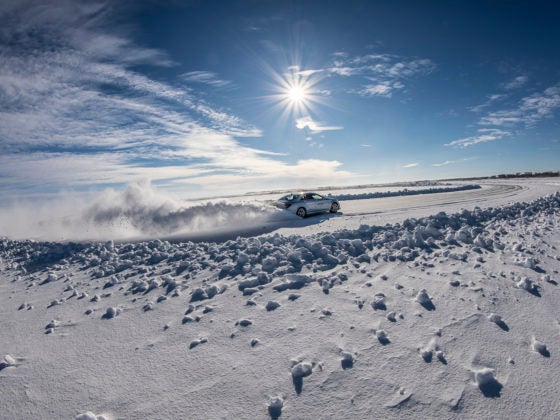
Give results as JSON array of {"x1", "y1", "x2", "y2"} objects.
[
  {"x1": 82, "y1": 181, "x2": 277, "y2": 239},
  {"x1": 0, "y1": 181, "x2": 279, "y2": 241}
]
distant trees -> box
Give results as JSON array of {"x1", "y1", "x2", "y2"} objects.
[{"x1": 490, "y1": 171, "x2": 560, "y2": 179}]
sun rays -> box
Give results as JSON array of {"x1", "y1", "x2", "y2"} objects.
[{"x1": 265, "y1": 65, "x2": 327, "y2": 123}]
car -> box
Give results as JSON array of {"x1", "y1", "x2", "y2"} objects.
[{"x1": 274, "y1": 192, "x2": 340, "y2": 218}]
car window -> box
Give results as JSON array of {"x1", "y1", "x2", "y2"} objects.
[
  {"x1": 280, "y1": 194, "x2": 297, "y2": 201},
  {"x1": 312, "y1": 194, "x2": 323, "y2": 200}
]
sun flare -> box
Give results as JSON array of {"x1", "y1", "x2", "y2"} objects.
[
  {"x1": 265, "y1": 64, "x2": 327, "y2": 121},
  {"x1": 287, "y1": 85, "x2": 306, "y2": 103}
]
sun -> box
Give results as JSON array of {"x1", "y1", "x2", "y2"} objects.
[
  {"x1": 264, "y1": 64, "x2": 327, "y2": 122},
  {"x1": 287, "y1": 85, "x2": 306, "y2": 103}
]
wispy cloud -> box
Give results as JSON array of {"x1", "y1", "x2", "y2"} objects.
[
  {"x1": 182, "y1": 71, "x2": 231, "y2": 87},
  {"x1": 479, "y1": 86, "x2": 560, "y2": 127},
  {"x1": 451, "y1": 85, "x2": 560, "y2": 148},
  {"x1": 432, "y1": 157, "x2": 477, "y2": 167},
  {"x1": 469, "y1": 76, "x2": 528, "y2": 114},
  {"x1": 445, "y1": 129, "x2": 510, "y2": 148},
  {"x1": 431, "y1": 160, "x2": 453, "y2": 167},
  {"x1": 403, "y1": 162, "x2": 419, "y2": 168},
  {"x1": 287, "y1": 66, "x2": 324, "y2": 78},
  {"x1": 469, "y1": 94, "x2": 506, "y2": 113},
  {"x1": 0, "y1": 2, "x2": 260, "y2": 148},
  {"x1": 477, "y1": 113, "x2": 521, "y2": 126},
  {"x1": 295, "y1": 116, "x2": 343, "y2": 133},
  {"x1": 328, "y1": 53, "x2": 435, "y2": 98},
  {"x1": 503, "y1": 75, "x2": 528, "y2": 90},
  {"x1": 360, "y1": 81, "x2": 404, "y2": 98}
]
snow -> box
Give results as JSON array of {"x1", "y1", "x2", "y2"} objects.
[
  {"x1": 291, "y1": 362, "x2": 313, "y2": 379},
  {"x1": 474, "y1": 367, "x2": 497, "y2": 386},
  {"x1": 1, "y1": 178, "x2": 560, "y2": 418},
  {"x1": 531, "y1": 337, "x2": 550, "y2": 357},
  {"x1": 0, "y1": 354, "x2": 16, "y2": 370},
  {"x1": 333, "y1": 183, "x2": 481, "y2": 201},
  {"x1": 267, "y1": 396, "x2": 284, "y2": 418}
]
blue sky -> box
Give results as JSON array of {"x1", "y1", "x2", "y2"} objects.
[{"x1": 1, "y1": 0, "x2": 559, "y2": 200}]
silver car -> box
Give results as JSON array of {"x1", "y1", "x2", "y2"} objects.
[{"x1": 275, "y1": 192, "x2": 340, "y2": 218}]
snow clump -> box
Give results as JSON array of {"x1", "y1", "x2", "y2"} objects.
[
  {"x1": 473, "y1": 367, "x2": 497, "y2": 387},
  {"x1": 0, "y1": 354, "x2": 16, "y2": 370},
  {"x1": 531, "y1": 337, "x2": 550, "y2": 356},
  {"x1": 75, "y1": 412, "x2": 108, "y2": 420},
  {"x1": 267, "y1": 396, "x2": 284, "y2": 417},
  {"x1": 291, "y1": 362, "x2": 313, "y2": 379}
]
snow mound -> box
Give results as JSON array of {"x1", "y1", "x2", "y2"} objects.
[
  {"x1": 102, "y1": 307, "x2": 121, "y2": 319},
  {"x1": 474, "y1": 367, "x2": 496, "y2": 386},
  {"x1": 473, "y1": 367, "x2": 503, "y2": 397},
  {"x1": 0, "y1": 354, "x2": 16, "y2": 370},
  {"x1": 334, "y1": 184, "x2": 481, "y2": 201},
  {"x1": 341, "y1": 351, "x2": 355, "y2": 369},
  {"x1": 267, "y1": 396, "x2": 284, "y2": 418},
  {"x1": 415, "y1": 289, "x2": 435, "y2": 310},
  {"x1": 531, "y1": 337, "x2": 550, "y2": 357},
  {"x1": 291, "y1": 362, "x2": 313, "y2": 379}
]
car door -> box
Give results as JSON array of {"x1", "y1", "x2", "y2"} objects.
[
  {"x1": 302, "y1": 193, "x2": 317, "y2": 212},
  {"x1": 313, "y1": 194, "x2": 331, "y2": 211}
]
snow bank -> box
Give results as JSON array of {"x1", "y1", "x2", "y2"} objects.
[
  {"x1": 333, "y1": 184, "x2": 481, "y2": 201},
  {"x1": 2, "y1": 193, "x2": 559, "y2": 284}
]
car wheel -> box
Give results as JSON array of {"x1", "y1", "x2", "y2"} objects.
[
  {"x1": 296, "y1": 207, "x2": 307, "y2": 218},
  {"x1": 329, "y1": 202, "x2": 339, "y2": 213}
]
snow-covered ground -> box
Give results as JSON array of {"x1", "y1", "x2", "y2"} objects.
[{"x1": 1, "y1": 178, "x2": 560, "y2": 419}]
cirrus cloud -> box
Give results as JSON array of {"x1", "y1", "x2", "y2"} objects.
[
  {"x1": 449, "y1": 85, "x2": 560, "y2": 148},
  {"x1": 445, "y1": 128, "x2": 510, "y2": 148},
  {"x1": 328, "y1": 52, "x2": 435, "y2": 99}
]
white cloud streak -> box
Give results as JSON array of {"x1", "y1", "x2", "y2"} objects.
[
  {"x1": 503, "y1": 75, "x2": 528, "y2": 90},
  {"x1": 469, "y1": 94, "x2": 506, "y2": 113},
  {"x1": 431, "y1": 157, "x2": 477, "y2": 167},
  {"x1": 445, "y1": 129, "x2": 510, "y2": 148},
  {"x1": 182, "y1": 71, "x2": 231, "y2": 87},
  {"x1": 403, "y1": 162, "x2": 419, "y2": 168},
  {"x1": 431, "y1": 160, "x2": 453, "y2": 167},
  {"x1": 295, "y1": 116, "x2": 344, "y2": 132}
]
